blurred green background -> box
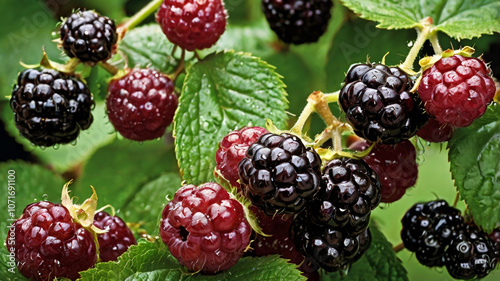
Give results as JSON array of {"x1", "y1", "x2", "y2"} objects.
[{"x1": 0, "y1": 0, "x2": 498, "y2": 280}]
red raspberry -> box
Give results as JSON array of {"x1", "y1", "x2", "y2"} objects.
[
  {"x1": 159, "y1": 183, "x2": 251, "y2": 273},
  {"x1": 215, "y1": 127, "x2": 269, "y2": 188},
  {"x1": 6, "y1": 201, "x2": 97, "y2": 281},
  {"x1": 418, "y1": 55, "x2": 495, "y2": 127},
  {"x1": 348, "y1": 137, "x2": 418, "y2": 203},
  {"x1": 106, "y1": 68, "x2": 178, "y2": 141},
  {"x1": 417, "y1": 118, "x2": 454, "y2": 143},
  {"x1": 93, "y1": 211, "x2": 137, "y2": 262},
  {"x1": 156, "y1": 0, "x2": 227, "y2": 51}
]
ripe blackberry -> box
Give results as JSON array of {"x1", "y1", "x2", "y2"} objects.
[
  {"x1": 488, "y1": 229, "x2": 500, "y2": 259},
  {"x1": 106, "y1": 68, "x2": 178, "y2": 141},
  {"x1": 262, "y1": 0, "x2": 333, "y2": 44},
  {"x1": 417, "y1": 117, "x2": 454, "y2": 143},
  {"x1": 159, "y1": 182, "x2": 251, "y2": 273},
  {"x1": 290, "y1": 210, "x2": 372, "y2": 272},
  {"x1": 156, "y1": 0, "x2": 227, "y2": 51},
  {"x1": 93, "y1": 211, "x2": 136, "y2": 262},
  {"x1": 418, "y1": 55, "x2": 495, "y2": 127},
  {"x1": 347, "y1": 138, "x2": 418, "y2": 203},
  {"x1": 238, "y1": 133, "x2": 322, "y2": 215},
  {"x1": 444, "y1": 224, "x2": 497, "y2": 279},
  {"x1": 339, "y1": 63, "x2": 428, "y2": 144},
  {"x1": 216, "y1": 127, "x2": 269, "y2": 188},
  {"x1": 60, "y1": 10, "x2": 117, "y2": 63},
  {"x1": 10, "y1": 68, "x2": 94, "y2": 147},
  {"x1": 311, "y1": 157, "x2": 380, "y2": 235},
  {"x1": 401, "y1": 200, "x2": 464, "y2": 267},
  {"x1": 6, "y1": 201, "x2": 97, "y2": 280}
]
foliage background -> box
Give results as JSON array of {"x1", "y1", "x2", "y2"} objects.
[{"x1": 0, "y1": 0, "x2": 499, "y2": 280}]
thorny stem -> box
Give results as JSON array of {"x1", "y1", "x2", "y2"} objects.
[
  {"x1": 429, "y1": 31, "x2": 443, "y2": 55},
  {"x1": 98, "y1": 61, "x2": 119, "y2": 76},
  {"x1": 393, "y1": 243, "x2": 405, "y2": 253},
  {"x1": 400, "y1": 17, "x2": 433, "y2": 72},
  {"x1": 117, "y1": 0, "x2": 163, "y2": 38}
]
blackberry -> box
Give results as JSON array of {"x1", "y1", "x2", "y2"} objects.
[
  {"x1": 290, "y1": 210, "x2": 372, "y2": 272},
  {"x1": 238, "y1": 133, "x2": 322, "y2": 215},
  {"x1": 156, "y1": 0, "x2": 227, "y2": 51},
  {"x1": 106, "y1": 68, "x2": 178, "y2": 141},
  {"x1": 159, "y1": 183, "x2": 251, "y2": 273},
  {"x1": 339, "y1": 63, "x2": 428, "y2": 144},
  {"x1": 401, "y1": 200, "x2": 464, "y2": 267},
  {"x1": 10, "y1": 68, "x2": 94, "y2": 147},
  {"x1": 60, "y1": 10, "x2": 117, "y2": 63},
  {"x1": 6, "y1": 201, "x2": 97, "y2": 280},
  {"x1": 311, "y1": 157, "x2": 380, "y2": 235},
  {"x1": 418, "y1": 55, "x2": 495, "y2": 127},
  {"x1": 262, "y1": 0, "x2": 333, "y2": 44},
  {"x1": 216, "y1": 127, "x2": 269, "y2": 188},
  {"x1": 93, "y1": 211, "x2": 136, "y2": 262},
  {"x1": 444, "y1": 224, "x2": 497, "y2": 279}
]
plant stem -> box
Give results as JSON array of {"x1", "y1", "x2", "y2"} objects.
[
  {"x1": 400, "y1": 18, "x2": 433, "y2": 71},
  {"x1": 393, "y1": 243, "x2": 405, "y2": 253},
  {"x1": 118, "y1": 0, "x2": 163, "y2": 37},
  {"x1": 289, "y1": 101, "x2": 315, "y2": 136},
  {"x1": 453, "y1": 192, "x2": 460, "y2": 208},
  {"x1": 98, "y1": 62, "x2": 119, "y2": 76},
  {"x1": 429, "y1": 31, "x2": 443, "y2": 55},
  {"x1": 171, "y1": 49, "x2": 186, "y2": 81}
]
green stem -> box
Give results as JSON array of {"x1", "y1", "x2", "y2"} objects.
[
  {"x1": 429, "y1": 31, "x2": 443, "y2": 55},
  {"x1": 324, "y1": 91, "x2": 340, "y2": 104},
  {"x1": 119, "y1": 0, "x2": 163, "y2": 34},
  {"x1": 98, "y1": 61, "x2": 119, "y2": 76},
  {"x1": 289, "y1": 102, "x2": 315, "y2": 136},
  {"x1": 400, "y1": 19, "x2": 433, "y2": 71}
]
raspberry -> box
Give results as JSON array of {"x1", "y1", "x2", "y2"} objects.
[
  {"x1": 348, "y1": 138, "x2": 418, "y2": 203},
  {"x1": 106, "y1": 68, "x2": 178, "y2": 141},
  {"x1": 339, "y1": 63, "x2": 428, "y2": 144},
  {"x1": 238, "y1": 133, "x2": 322, "y2": 215},
  {"x1": 290, "y1": 210, "x2": 372, "y2": 272},
  {"x1": 6, "y1": 201, "x2": 97, "y2": 280},
  {"x1": 262, "y1": 0, "x2": 333, "y2": 44},
  {"x1": 60, "y1": 10, "x2": 117, "y2": 63},
  {"x1": 401, "y1": 200, "x2": 464, "y2": 267},
  {"x1": 156, "y1": 0, "x2": 227, "y2": 51},
  {"x1": 159, "y1": 183, "x2": 251, "y2": 273},
  {"x1": 417, "y1": 117, "x2": 454, "y2": 143},
  {"x1": 216, "y1": 127, "x2": 269, "y2": 188},
  {"x1": 10, "y1": 68, "x2": 94, "y2": 147},
  {"x1": 444, "y1": 224, "x2": 498, "y2": 279},
  {"x1": 418, "y1": 55, "x2": 495, "y2": 127},
  {"x1": 93, "y1": 211, "x2": 136, "y2": 262},
  {"x1": 311, "y1": 157, "x2": 380, "y2": 235}
]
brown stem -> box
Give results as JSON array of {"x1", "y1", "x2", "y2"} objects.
[
  {"x1": 171, "y1": 49, "x2": 186, "y2": 82},
  {"x1": 453, "y1": 192, "x2": 460, "y2": 208},
  {"x1": 393, "y1": 243, "x2": 405, "y2": 253}
]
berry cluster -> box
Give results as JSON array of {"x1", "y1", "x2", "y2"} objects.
[
  {"x1": 339, "y1": 63, "x2": 428, "y2": 144},
  {"x1": 401, "y1": 200, "x2": 498, "y2": 279},
  {"x1": 10, "y1": 69, "x2": 94, "y2": 147}
]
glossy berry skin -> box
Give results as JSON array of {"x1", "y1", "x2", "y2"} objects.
[
  {"x1": 444, "y1": 224, "x2": 497, "y2": 280},
  {"x1": 216, "y1": 127, "x2": 269, "y2": 188},
  {"x1": 93, "y1": 211, "x2": 136, "y2": 262},
  {"x1": 312, "y1": 157, "x2": 380, "y2": 235},
  {"x1": 159, "y1": 183, "x2": 251, "y2": 273},
  {"x1": 60, "y1": 10, "x2": 117, "y2": 63},
  {"x1": 290, "y1": 211, "x2": 372, "y2": 272},
  {"x1": 401, "y1": 200, "x2": 464, "y2": 267},
  {"x1": 6, "y1": 201, "x2": 97, "y2": 281},
  {"x1": 339, "y1": 63, "x2": 428, "y2": 144},
  {"x1": 156, "y1": 0, "x2": 227, "y2": 51},
  {"x1": 106, "y1": 68, "x2": 178, "y2": 141},
  {"x1": 418, "y1": 55, "x2": 495, "y2": 127},
  {"x1": 348, "y1": 139, "x2": 418, "y2": 203},
  {"x1": 10, "y1": 69, "x2": 94, "y2": 147},
  {"x1": 417, "y1": 117, "x2": 454, "y2": 143},
  {"x1": 262, "y1": 0, "x2": 333, "y2": 44},
  {"x1": 238, "y1": 133, "x2": 322, "y2": 215}
]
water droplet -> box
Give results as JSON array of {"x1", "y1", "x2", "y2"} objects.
[
  {"x1": 408, "y1": 41, "x2": 414, "y2": 47},
  {"x1": 53, "y1": 143, "x2": 60, "y2": 150},
  {"x1": 42, "y1": 194, "x2": 48, "y2": 200}
]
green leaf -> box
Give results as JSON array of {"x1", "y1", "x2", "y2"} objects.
[
  {"x1": 174, "y1": 51, "x2": 288, "y2": 185},
  {"x1": 74, "y1": 138, "x2": 179, "y2": 211},
  {"x1": 323, "y1": 225, "x2": 408, "y2": 281},
  {"x1": 448, "y1": 105, "x2": 500, "y2": 232},
  {"x1": 339, "y1": 0, "x2": 500, "y2": 39},
  {"x1": 80, "y1": 240, "x2": 305, "y2": 281},
  {"x1": 121, "y1": 173, "x2": 182, "y2": 235},
  {"x1": 119, "y1": 24, "x2": 181, "y2": 74},
  {"x1": 1, "y1": 101, "x2": 116, "y2": 173}
]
